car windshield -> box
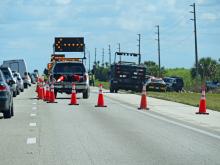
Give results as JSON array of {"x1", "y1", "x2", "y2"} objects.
[
  {"x1": 151, "y1": 79, "x2": 164, "y2": 83},
  {"x1": 53, "y1": 63, "x2": 85, "y2": 74},
  {"x1": 164, "y1": 78, "x2": 173, "y2": 83},
  {"x1": 0, "y1": 69, "x2": 11, "y2": 79}
]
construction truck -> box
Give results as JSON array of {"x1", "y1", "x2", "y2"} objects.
[
  {"x1": 109, "y1": 52, "x2": 147, "y2": 93},
  {"x1": 47, "y1": 54, "x2": 90, "y2": 99}
]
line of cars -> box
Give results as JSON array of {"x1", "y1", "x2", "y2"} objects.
[
  {"x1": 145, "y1": 76, "x2": 184, "y2": 92},
  {"x1": 0, "y1": 59, "x2": 38, "y2": 119}
]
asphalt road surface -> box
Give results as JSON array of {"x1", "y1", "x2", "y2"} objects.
[{"x1": 0, "y1": 86, "x2": 220, "y2": 165}]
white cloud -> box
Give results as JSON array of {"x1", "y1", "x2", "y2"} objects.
[{"x1": 201, "y1": 13, "x2": 218, "y2": 22}]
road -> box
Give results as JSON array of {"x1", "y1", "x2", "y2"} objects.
[{"x1": 0, "y1": 86, "x2": 220, "y2": 165}]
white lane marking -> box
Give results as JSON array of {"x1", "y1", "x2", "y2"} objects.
[
  {"x1": 27, "y1": 138, "x2": 36, "y2": 144},
  {"x1": 110, "y1": 99, "x2": 220, "y2": 140},
  {"x1": 30, "y1": 114, "x2": 36, "y2": 117},
  {"x1": 32, "y1": 103, "x2": 37, "y2": 105},
  {"x1": 29, "y1": 123, "x2": 36, "y2": 127},
  {"x1": 32, "y1": 107, "x2": 37, "y2": 110}
]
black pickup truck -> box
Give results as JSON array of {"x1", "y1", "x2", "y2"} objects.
[
  {"x1": 109, "y1": 62, "x2": 147, "y2": 93},
  {"x1": 49, "y1": 61, "x2": 90, "y2": 99}
]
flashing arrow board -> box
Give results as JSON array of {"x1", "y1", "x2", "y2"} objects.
[
  {"x1": 115, "y1": 52, "x2": 140, "y2": 57},
  {"x1": 55, "y1": 37, "x2": 85, "y2": 52}
]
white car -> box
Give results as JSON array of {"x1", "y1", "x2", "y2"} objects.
[{"x1": 23, "y1": 72, "x2": 31, "y2": 88}]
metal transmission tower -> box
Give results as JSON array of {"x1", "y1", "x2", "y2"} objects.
[
  {"x1": 137, "y1": 34, "x2": 141, "y2": 64},
  {"x1": 190, "y1": 3, "x2": 199, "y2": 89},
  {"x1": 108, "y1": 45, "x2": 111, "y2": 65},
  {"x1": 156, "y1": 25, "x2": 161, "y2": 77}
]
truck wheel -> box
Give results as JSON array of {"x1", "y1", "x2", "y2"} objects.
[
  {"x1": 54, "y1": 91, "x2": 58, "y2": 99},
  {"x1": 110, "y1": 87, "x2": 114, "y2": 93},
  {"x1": 24, "y1": 83, "x2": 28, "y2": 89},
  {"x1": 13, "y1": 91, "x2": 17, "y2": 97},
  {"x1": 83, "y1": 89, "x2": 89, "y2": 99}
]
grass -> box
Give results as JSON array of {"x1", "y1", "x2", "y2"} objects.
[
  {"x1": 94, "y1": 80, "x2": 220, "y2": 112},
  {"x1": 147, "y1": 92, "x2": 220, "y2": 112},
  {"x1": 94, "y1": 80, "x2": 109, "y2": 89}
]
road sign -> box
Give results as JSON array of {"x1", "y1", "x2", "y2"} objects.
[
  {"x1": 55, "y1": 37, "x2": 85, "y2": 52},
  {"x1": 115, "y1": 52, "x2": 139, "y2": 57}
]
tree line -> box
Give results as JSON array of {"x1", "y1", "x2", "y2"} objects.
[{"x1": 92, "y1": 57, "x2": 220, "y2": 86}]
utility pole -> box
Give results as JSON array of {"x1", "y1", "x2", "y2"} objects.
[
  {"x1": 102, "y1": 48, "x2": 104, "y2": 67},
  {"x1": 53, "y1": 43, "x2": 55, "y2": 54},
  {"x1": 88, "y1": 51, "x2": 90, "y2": 72},
  {"x1": 137, "y1": 34, "x2": 141, "y2": 64},
  {"x1": 156, "y1": 25, "x2": 161, "y2": 77},
  {"x1": 190, "y1": 3, "x2": 199, "y2": 90},
  {"x1": 118, "y1": 43, "x2": 121, "y2": 62},
  {"x1": 108, "y1": 45, "x2": 111, "y2": 66},
  {"x1": 94, "y1": 48, "x2": 97, "y2": 64}
]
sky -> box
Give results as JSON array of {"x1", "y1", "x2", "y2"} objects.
[{"x1": 0, "y1": 0, "x2": 220, "y2": 73}]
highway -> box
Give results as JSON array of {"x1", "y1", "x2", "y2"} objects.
[{"x1": 0, "y1": 86, "x2": 220, "y2": 165}]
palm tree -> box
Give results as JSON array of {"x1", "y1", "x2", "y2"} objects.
[{"x1": 191, "y1": 57, "x2": 217, "y2": 82}]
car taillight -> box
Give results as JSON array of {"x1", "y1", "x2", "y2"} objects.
[
  {"x1": 0, "y1": 85, "x2": 7, "y2": 91},
  {"x1": 83, "y1": 75, "x2": 88, "y2": 81},
  {"x1": 73, "y1": 75, "x2": 80, "y2": 82},
  {"x1": 57, "y1": 75, "x2": 65, "y2": 82}
]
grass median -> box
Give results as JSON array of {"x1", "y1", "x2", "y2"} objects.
[{"x1": 94, "y1": 80, "x2": 220, "y2": 112}]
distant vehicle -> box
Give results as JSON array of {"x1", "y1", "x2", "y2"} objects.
[
  {"x1": 11, "y1": 71, "x2": 21, "y2": 95},
  {"x1": 206, "y1": 81, "x2": 220, "y2": 91},
  {"x1": 146, "y1": 77, "x2": 166, "y2": 92},
  {"x1": 23, "y1": 72, "x2": 31, "y2": 88},
  {"x1": 163, "y1": 77, "x2": 184, "y2": 92},
  {"x1": 13, "y1": 71, "x2": 24, "y2": 92},
  {"x1": 109, "y1": 62, "x2": 147, "y2": 93},
  {"x1": 2, "y1": 59, "x2": 28, "y2": 79},
  {"x1": 50, "y1": 59, "x2": 90, "y2": 99},
  {"x1": 0, "y1": 70, "x2": 14, "y2": 118},
  {"x1": 0, "y1": 67, "x2": 18, "y2": 97},
  {"x1": 30, "y1": 73, "x2": 36, "y2": 84}
]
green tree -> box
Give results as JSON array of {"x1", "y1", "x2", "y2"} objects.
[
  {"x1": 144, "y1": 61, "x2": 166, "y2": 77},
  {"x1": 191, "y1": 57, "x2": 218, "y2": 82}
]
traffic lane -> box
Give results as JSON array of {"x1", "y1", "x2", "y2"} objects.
[
  {"x1": 0, "y1": 87, "x2": 39, "y2": 165},
  {"x1": 36, "y1": 91, "x2": 220, "y2": 165},
  {"x1": 100, "y1": 88, "x2": 220, "y2": 133}
]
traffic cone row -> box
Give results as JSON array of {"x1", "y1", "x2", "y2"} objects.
[{"x1": 36, "y1": 82, "x2": 210, "y2": 117}]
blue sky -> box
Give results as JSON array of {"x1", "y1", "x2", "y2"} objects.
[{"x1": 0, "y1": 0, "x2": 220, "y2": 72}]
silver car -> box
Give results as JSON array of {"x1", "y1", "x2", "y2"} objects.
[{"x1": 13, "y1": 71, "x2": 24, "y2": 92}]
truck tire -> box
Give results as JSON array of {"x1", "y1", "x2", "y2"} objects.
[
  {"x1": 13, "y1": 91, "x2": 17, "y2": 97},
  {"x1": 83, "y1": 89, "x2": 89, "y2": 99},
  {"x1": 24, "y1": 83, "x2": 28, "y2": 89},
  {"x1": 110, "y1": 86, "x2": 114, "y2": 93}
]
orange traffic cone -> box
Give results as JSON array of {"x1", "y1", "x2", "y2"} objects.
[
  {"x1": 196, "y1": 86, "x2": 209, "y2": 115},
  {"x1": 69, "y1": 83, "x2": 79, "y2": 105},
  {"x1": 47, "y1": 84, "x2": 57, "y2": 103},
  {"x1": 95, "y1": 84, "x2": 107, "y2": 107},
  {"x1": 37, "y1": 85, "x2": 42, "y2": 99},
  {"x1": 138, "y1": 84, "x2": 149, "y2": 110},
  {"x1": 44, "y1": 83, "x2": 50, "y2": 102}
]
